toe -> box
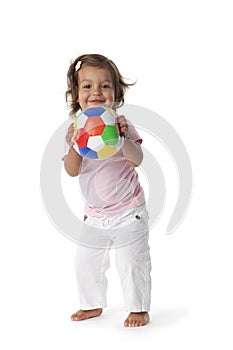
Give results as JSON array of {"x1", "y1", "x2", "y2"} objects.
[
  {"x1": 71, "y1": 314, "x2": 79, "y2": 321},
  {"x1": 129, "y1": 319, "x2": 136, "y2": 327},
  {"x1": 71, "y1": 311, "x2": 82, "y2": 321},
  {"x1": 125, "y1": 316, "x2": 132, "y2": 327}
]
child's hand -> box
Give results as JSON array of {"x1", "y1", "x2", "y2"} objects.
[
  {"x1": 117, "y1": 115, "x2": 128, "y2": 138},
  {"x1": 66, "y1": 123, "x2": 76, "y2": 147}
]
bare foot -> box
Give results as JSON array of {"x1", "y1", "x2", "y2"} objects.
[
  {"x1": 71, "y1": 308, "x2": 103, "y2": 321},
  {"x1": 124, "y1": 312, "x2": 149, "y2": 327}
]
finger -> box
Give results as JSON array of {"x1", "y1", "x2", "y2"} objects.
[
  {"x1": 66, "y1": 123, "x2": 76, "y2": 139},
  {"x1": 69, "y1": 123, "x2": 75, "y2": 132},
  {"x1": 120, "y1": 126, "x2": 128, "y2": 138},
  {"x1": 117, "y1": 115, "x2": 127, "y2": 124},
  {"x1": 118, "y1": 122, "x2": 127, "y2": 130}
]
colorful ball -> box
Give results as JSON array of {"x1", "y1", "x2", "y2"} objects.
[{"x1": 72, "y1": 106, "x2": 125, "y2": 160}]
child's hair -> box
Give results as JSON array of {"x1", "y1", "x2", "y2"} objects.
[{"x1": 65, "y1": 54, "x2": 135, "y2": 116}]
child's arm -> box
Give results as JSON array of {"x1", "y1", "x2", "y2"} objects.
[
  {"x1": 63, "y1": 123, "x2": 83, "y2": 176},
  {"x1": 63, "y1": 146, "x2": 83, "y2": 176},
  {"x1": 122, "y1": 139, "x2": 143, "y2": 167},
  {"x1": 118, "y1": 115, "x2": 143, "y2": 167}
]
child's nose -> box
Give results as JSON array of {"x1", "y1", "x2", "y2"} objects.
[{"x1": 92, "y1": 86, "x2": 101, "y2": 95}]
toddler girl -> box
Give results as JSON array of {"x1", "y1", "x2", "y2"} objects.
[{"x1": 64, "y1": 54, "x2": 151, "y2": 327}]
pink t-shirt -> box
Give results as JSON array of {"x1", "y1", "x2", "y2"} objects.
[{"x1": 78, "y1": 121, "x2": 145, "y2": 217}]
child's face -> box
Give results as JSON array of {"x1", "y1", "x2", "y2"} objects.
[{"x1": 77, "y1": 65, "x2": 115, "y2": 110}]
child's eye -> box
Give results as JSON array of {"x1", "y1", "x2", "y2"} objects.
[
  {"x1": 80, "y1": 84, "x2": 91, "y2": 89},
  {"x1": 101, "y1": 84, "x2": 111, "y2": 89}
]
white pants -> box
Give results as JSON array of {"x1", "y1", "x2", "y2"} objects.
[{"x1": 74, "y1": 205, "x2": 151, "y2": 312}]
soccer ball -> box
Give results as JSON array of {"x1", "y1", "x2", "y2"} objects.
[{"x1": 72, "y1": 106, "x2": 125, "y2": 160}]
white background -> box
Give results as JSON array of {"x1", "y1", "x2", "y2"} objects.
[{"x1": 1, "y1": 0, "x2": 233, "y2": 349}]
